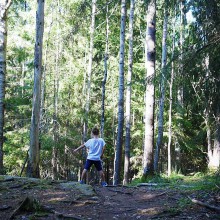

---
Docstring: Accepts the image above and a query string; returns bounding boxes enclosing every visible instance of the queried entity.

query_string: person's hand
[71,144,84,154]
[72,149,77,153]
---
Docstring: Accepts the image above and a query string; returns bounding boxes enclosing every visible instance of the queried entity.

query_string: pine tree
[0,0,12,174]
[27,0,45,178]
[154,3,168,173]
[101,0,109,139]
[143,0,156,176]
[83,0,97,143]
[113,0,126,185]
[167,6,177,177]
[124,0,135,185]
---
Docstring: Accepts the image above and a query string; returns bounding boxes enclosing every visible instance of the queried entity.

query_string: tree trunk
[52,55,59,180]
[52,0,60,180]
[205,107,220,169]
[27,0,45,178]
[20,62,25,97]
[123,0,135,185]
[177,0,186,107]
[213,106,220,169]
[175,0,186,173]
[113,0,126,185]
[101,1,109,139]
[205,106,212,168]
[82,43,88,147]
[40,18,53,132]
[0,0,11,174]
[143,0,156,176]
[167,6,177,176]
[154,5,168,173]
[83,0,96,142]
[205,56,220,170]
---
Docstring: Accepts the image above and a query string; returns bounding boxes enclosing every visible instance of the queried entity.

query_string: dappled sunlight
[42,190,72,202]
[138,207,161,215]
[141,193,160,200]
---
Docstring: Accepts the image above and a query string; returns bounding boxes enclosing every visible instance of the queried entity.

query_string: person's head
[92,127,99,136]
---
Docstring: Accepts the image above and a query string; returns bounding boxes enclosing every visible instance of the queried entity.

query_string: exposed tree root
[188,196,220,213]
[9,197,51,219]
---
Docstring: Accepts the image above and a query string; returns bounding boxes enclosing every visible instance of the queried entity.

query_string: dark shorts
[84,159,103,171]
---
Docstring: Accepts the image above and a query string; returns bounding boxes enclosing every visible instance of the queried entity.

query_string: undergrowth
[131,171,220,191]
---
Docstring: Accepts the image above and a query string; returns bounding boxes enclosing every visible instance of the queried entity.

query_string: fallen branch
[188,197,220,213]
[137,183,158,187]
[167,196,179,201]
[107,188,134,195]
[121,185,138,188]
[103,184,123,187]
[152,191,167,198]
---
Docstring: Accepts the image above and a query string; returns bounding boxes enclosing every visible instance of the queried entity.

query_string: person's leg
[80,159,92,183]
[98,170,107,186]
[98,170,105,182]
[81,169,87,181]
[94,160,107,186]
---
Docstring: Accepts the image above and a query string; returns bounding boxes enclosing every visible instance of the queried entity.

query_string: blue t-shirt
[85,138,106,160]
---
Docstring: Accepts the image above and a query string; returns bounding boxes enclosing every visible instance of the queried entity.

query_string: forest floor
[0,175,220,220]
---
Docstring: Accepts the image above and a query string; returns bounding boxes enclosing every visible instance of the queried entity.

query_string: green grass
[131,172,220,191]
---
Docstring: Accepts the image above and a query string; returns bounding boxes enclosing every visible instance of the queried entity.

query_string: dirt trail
[0,176,219,219]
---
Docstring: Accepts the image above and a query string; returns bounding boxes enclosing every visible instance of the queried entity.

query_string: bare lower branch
[5,0,12,11]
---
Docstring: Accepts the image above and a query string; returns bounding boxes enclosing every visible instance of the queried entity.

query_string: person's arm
[73,144,85,153]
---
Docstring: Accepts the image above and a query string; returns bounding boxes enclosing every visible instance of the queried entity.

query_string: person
[73,127,108,186]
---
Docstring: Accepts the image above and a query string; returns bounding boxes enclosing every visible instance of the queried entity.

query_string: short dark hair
[92,127,99,135]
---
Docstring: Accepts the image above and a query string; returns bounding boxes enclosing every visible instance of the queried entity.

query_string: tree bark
[143,0,156,176]
[123,0,135,185]
[52,0,61,180]
[175,0,186,173]
[101,1,109,139]
[213,106,220,168]
[0,0,11,174]
[168,10,176,176]
[40,18,53,133]
[27,0,45,178]
[205,56,220,170]
[83,0,96,143]
[113,0,126,185]
[205,98,212,169]
[154,5,168,173]
[177,0,186,107]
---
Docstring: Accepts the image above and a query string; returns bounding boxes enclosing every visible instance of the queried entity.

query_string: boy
[73,127,107,186]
